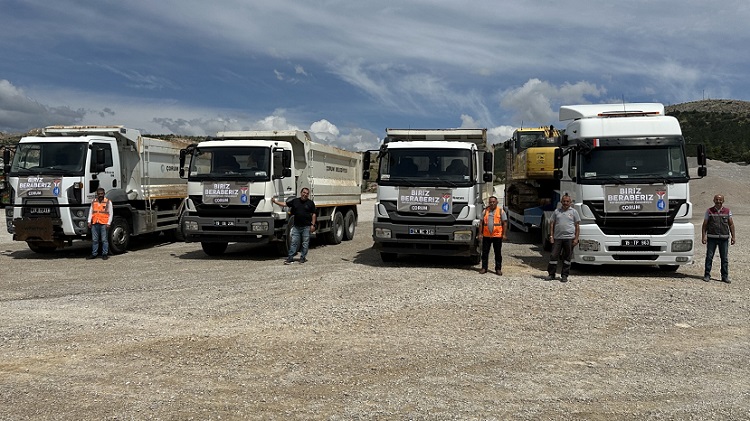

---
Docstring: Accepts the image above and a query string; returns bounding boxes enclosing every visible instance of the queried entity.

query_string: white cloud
[500,79,606,125]
[0,80,85,132]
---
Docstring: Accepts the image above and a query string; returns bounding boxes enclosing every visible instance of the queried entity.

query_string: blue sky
[1,0,748,150]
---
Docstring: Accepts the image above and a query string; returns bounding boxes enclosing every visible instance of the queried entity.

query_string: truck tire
[275,217,294,257]
[326,211,344,245]
[27,242,57,254]
[659,265,679,272]
[108,216,130,255]
[380,252,397,262]
[343,210,356,241]
[201,242,228,256]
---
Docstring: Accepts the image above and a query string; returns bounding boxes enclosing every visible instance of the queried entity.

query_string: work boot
[86,255,97,260]
[546,274,555,281]
[478,268,487,274]
[560,276,568,283]
[703,275,710,282]
[495,269,502,276]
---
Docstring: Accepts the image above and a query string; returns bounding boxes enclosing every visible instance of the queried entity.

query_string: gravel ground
[1,161,749,420]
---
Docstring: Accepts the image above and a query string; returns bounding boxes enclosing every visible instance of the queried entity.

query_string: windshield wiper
[590,175,626,184]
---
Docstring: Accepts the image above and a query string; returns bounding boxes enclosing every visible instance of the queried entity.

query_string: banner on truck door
[604,185,667,213]
[202,182,251,205]
[18,176,61,198]
[397,187,452,213]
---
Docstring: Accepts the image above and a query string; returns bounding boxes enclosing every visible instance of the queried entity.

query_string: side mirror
[282,150,292,168]
[179,149,187,179]
[92,148,106,173]
[2,149,10,173]
[282,168,292,178]
[503,140,510,150]
[483,173,494,182]
[483,151,493,172]
[553,148,563,169]
[697,144,707,166]
[362,151,371,181]
[698,167,707,177]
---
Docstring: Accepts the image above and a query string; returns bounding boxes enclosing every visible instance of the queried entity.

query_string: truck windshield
[578,144,688,184]
[379,148,473,187]
[188,147,270,181]
[10,142,87,176]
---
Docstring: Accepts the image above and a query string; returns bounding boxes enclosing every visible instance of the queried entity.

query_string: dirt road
[1,190,749,420]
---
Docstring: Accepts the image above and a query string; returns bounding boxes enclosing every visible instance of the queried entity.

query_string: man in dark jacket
[272,187,317,264]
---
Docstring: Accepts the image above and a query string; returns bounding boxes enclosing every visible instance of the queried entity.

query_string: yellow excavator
[503,126,562,240]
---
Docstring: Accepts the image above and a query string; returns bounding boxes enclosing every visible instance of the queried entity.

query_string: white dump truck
[364,128,494,263]
[5,126,189,254]
[179,130,362,256]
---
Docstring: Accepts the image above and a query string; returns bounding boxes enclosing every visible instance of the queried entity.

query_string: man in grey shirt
[547,194,580,282]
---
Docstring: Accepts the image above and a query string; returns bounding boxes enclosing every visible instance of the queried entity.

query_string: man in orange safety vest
[87,187,113,260]
[479,195,508,275]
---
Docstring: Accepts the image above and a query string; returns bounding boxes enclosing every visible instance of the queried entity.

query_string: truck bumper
[182,214,276,244]
[372,222,479,257]
[573,223,695,266]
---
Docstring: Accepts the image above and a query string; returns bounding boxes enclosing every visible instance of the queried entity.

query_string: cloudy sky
[1,1,748,150]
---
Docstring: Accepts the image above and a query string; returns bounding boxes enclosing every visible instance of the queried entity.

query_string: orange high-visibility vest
[482,207,504,238]
[91,198,110,225]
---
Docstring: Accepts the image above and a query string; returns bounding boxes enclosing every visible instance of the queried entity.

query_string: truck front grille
[584,199,685,235]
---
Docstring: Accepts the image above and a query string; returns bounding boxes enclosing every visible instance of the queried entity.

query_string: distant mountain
[666,99,750,115]
[666,99,750,163]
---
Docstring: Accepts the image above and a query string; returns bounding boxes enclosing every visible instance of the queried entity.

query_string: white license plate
[409,228,435,235]
[622,239,650,246]
[214,221,235,226]
[30,208,51,214]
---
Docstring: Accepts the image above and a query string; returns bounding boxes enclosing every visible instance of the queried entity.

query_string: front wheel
[27,242,57,254]
[201,242,228,256]
[659,265,679,272]
[108,216,131,255]
[380,252,397,262]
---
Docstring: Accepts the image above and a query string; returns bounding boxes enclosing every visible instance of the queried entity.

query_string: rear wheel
[201,242,228,256]
[326,211,344,245]
[343,210,356,241]
[108,216,130,255]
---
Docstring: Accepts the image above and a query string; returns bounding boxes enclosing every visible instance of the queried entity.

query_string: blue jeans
[91,223,109,256]
[705,237,729,280]
[288,225,311,260]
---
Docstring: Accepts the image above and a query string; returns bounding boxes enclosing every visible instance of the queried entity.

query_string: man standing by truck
[87,187,113,260]
[547,194,580,282]
[479,196,507,275]
[702,194,736,283]
[272,187,317,264]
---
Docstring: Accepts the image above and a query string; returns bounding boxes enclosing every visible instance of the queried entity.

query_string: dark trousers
[547,239,573,277]
[705,237,729,280]
[481,236,503,270]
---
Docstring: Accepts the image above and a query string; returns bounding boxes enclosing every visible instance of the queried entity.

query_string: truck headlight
[453,231,472,242]
[671,239,693,252]
[251,222,268,232]
[184,221,199,231]
[375,227,392,239]
[578,239,600,252]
